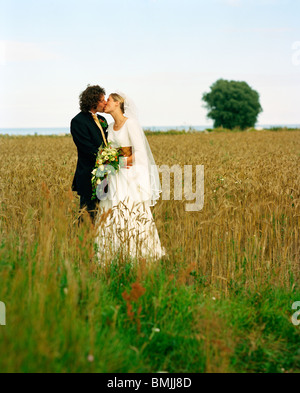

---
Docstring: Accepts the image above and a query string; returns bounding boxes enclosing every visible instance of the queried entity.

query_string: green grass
[0,229,299,373]
[0,132,299,373]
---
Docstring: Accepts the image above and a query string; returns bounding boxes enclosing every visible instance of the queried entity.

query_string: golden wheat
[0,131,299,293]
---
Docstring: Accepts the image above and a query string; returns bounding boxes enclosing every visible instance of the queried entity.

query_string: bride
[95,91,166,262]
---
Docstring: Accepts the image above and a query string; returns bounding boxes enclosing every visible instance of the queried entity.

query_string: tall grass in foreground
[0,131,299,373]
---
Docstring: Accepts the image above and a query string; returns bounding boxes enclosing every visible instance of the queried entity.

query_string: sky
[0,0,299,128]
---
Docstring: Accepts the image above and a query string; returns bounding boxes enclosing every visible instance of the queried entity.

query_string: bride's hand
[122,154,134,169]
[119,155,133,169]
[126,154,134,168]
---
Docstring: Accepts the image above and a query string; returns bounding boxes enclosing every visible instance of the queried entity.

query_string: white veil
[115,90,162,207]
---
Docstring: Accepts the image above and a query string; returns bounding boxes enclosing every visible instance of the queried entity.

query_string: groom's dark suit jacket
[71,111,108,198]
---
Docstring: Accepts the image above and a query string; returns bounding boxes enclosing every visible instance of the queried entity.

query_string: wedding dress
[95,116,166,263]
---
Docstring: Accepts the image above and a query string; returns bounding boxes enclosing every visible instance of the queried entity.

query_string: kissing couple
[71,85,166,262]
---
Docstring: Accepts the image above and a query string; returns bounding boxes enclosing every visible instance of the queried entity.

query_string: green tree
[202,79,263,130]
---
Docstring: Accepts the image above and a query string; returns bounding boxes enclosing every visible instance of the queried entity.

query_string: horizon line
[1,123,300,130]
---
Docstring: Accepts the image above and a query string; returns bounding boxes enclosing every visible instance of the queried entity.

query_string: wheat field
[0,130,299,373]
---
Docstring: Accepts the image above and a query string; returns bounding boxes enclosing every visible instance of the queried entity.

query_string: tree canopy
[202,79,263,130]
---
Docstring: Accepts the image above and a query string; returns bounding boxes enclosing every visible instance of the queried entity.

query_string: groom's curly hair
[79,85,106,112]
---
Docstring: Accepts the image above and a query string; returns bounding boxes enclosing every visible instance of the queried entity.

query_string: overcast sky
[0,0,299,128]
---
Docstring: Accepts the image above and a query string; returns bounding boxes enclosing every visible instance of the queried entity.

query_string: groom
[71,85,109,223]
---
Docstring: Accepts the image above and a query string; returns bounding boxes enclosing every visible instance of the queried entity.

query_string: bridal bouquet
[91,142,124,200]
